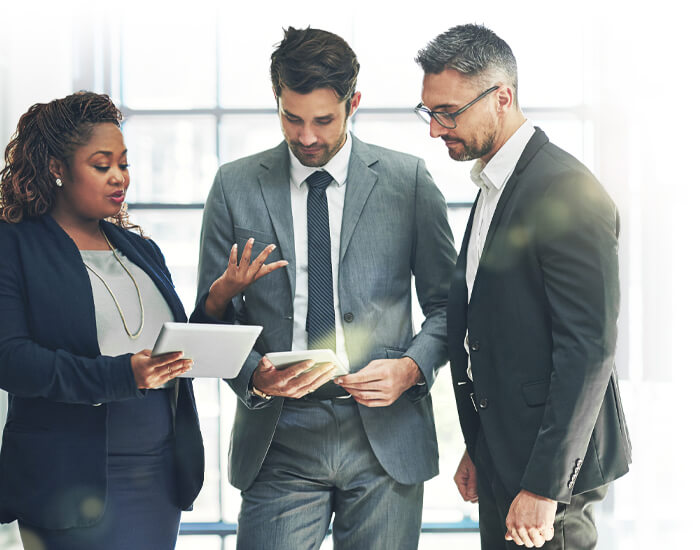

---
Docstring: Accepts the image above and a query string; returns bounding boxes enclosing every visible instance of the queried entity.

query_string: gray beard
[448,132,496,162]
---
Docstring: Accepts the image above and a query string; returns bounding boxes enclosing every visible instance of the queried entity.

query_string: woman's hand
[130,350,192,389]
[205,238,288,319]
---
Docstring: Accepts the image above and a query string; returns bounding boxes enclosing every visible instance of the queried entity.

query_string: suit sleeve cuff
[402,353,431,401]
[189,291,235,325]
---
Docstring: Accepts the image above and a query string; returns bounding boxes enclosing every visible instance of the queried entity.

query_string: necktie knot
[306,170,333,191]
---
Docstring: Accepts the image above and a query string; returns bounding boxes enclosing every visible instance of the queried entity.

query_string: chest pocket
[233,226,281,262]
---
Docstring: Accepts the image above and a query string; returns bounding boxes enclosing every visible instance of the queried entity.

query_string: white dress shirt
[465,119,535,379]
[289,133,352,369]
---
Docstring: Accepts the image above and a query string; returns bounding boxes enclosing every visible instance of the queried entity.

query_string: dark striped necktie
[306,170,336,351]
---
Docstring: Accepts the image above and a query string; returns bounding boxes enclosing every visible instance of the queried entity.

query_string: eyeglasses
[414,85,500,129]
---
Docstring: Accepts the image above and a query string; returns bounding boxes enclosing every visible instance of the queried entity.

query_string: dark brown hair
[270,27,360,114]
[0,91,138,230]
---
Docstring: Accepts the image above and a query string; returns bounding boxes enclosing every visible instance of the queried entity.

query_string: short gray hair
[416,24,519,105]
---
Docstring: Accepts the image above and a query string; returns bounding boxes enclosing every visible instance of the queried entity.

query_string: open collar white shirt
[465,119,535,379]
[288,133,352,369]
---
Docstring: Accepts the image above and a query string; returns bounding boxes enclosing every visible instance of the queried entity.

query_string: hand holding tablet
[265,349,349,378]
[152,322,262,378]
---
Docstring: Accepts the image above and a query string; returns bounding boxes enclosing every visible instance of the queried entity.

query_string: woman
[0,92,285,549]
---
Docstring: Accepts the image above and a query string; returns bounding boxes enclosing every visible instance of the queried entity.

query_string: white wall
[0,3,74,145]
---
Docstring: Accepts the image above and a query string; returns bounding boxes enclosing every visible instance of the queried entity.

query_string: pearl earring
[56,178,63,187]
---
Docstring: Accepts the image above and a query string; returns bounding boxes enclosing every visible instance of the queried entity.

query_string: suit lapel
[339,136,378,262]
[448,191,479,328]
[471,128,550,297]
[258,142,296,293]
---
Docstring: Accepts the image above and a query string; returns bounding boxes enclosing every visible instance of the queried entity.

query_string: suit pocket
[521,379,549,407]
[233,226,276,245]
[3,421,50,434]
[233,226,281,264]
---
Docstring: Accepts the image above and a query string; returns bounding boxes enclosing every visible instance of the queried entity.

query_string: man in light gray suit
[193,27,456,550]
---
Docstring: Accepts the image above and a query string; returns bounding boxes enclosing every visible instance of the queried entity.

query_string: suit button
[343,312,354,323]
[470,340,480,352]
[479,398,488,409]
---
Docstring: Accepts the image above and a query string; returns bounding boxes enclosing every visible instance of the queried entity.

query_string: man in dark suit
[415,24,632,549]
[194,27,455,550]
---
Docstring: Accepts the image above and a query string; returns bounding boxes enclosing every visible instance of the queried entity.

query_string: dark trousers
[473,430,608,550]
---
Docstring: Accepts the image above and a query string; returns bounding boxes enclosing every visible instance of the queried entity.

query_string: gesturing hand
[505,489,556,547]
[454,448,479,503]
[131,349,192,389]
[205,238,288,319]
[334,357,423,407]
[252,356,336,399]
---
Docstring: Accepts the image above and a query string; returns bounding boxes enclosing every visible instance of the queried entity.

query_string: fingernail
[270,244,276,250]
[249,238,254,244]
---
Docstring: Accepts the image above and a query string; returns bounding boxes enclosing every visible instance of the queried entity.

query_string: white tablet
[152,322,262,378]
[265,349,350,379]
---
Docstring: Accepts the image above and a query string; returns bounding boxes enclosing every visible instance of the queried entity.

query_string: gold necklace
[83,229,145,340]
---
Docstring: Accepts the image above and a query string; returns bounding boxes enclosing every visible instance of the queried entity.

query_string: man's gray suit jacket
[192,134,456,490]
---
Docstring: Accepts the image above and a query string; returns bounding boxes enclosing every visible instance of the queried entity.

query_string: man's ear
[348,91,362,118]
[496,85,515,112]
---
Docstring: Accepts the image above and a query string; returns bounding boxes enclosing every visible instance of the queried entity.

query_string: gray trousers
[236,398,423,550]
[474,430,608,550]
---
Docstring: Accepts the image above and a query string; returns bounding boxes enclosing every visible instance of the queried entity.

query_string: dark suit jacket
[0,215,204,529]
[447,128,632,503]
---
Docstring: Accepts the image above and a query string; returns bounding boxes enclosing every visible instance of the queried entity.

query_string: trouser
[236,397,424,550]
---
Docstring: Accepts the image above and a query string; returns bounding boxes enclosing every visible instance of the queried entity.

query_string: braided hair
[0,91,138,231]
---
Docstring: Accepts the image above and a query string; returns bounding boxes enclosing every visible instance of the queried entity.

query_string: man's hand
[454,448,479,503]
[334,357,423,407]
[252,356,335,399]
[205,238,288,319]
[505,489,556,547]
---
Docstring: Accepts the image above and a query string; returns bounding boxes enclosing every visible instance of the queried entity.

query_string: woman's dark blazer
[0,215,204,530]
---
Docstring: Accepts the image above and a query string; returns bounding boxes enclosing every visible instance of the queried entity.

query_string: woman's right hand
[130,349,192,389]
